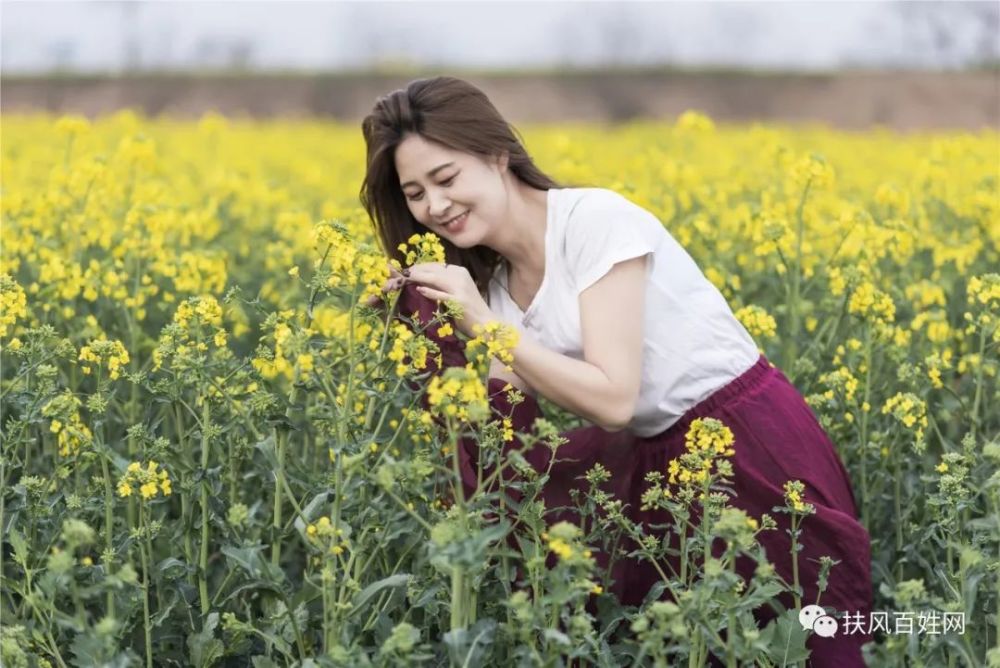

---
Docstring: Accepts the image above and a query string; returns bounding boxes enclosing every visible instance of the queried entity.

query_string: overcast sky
[2,1,997,74]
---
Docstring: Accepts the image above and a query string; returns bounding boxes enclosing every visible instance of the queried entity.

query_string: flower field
[1,111,998,666]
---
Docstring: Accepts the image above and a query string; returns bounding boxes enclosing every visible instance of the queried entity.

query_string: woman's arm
[488,356,537,398]
[506,254,648,431]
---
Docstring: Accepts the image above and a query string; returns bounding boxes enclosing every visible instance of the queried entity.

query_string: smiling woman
[359,76,873,666]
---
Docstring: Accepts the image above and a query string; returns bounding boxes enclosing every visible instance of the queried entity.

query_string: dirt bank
[2,69,997,131]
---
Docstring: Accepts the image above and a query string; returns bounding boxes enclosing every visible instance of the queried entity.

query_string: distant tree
[895,0,1000,69]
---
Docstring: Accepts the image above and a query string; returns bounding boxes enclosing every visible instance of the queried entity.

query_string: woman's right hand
[364,263,408,308]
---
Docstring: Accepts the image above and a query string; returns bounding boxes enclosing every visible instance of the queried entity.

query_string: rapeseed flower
[782,480,814,514]
[467,321,520,371]
[117,461,172,501]
[78,338,130,380]
[0,274,28,337]
[882,392,929,444]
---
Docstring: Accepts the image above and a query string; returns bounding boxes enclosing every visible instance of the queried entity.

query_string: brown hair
[360,76,568,303]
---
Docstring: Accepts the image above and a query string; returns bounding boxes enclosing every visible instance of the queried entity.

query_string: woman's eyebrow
[400,162,455,188]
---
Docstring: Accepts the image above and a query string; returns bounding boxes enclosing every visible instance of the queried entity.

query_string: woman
[360,76,872,666]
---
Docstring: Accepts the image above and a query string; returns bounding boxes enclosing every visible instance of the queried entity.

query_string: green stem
[859,324,873,525]
[970,327,987,442]
[451,564,467,632]
[791,512,802,610]
[271,427,286,569]
[175,404,196,590]
[199,398,212,615]
[99,452,116,617]
[139,503,153,668]
[894,449,903,582]
[726,547,737,668]
[783,178,812,372]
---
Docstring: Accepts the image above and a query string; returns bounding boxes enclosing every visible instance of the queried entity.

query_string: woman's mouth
[442,211,469,233]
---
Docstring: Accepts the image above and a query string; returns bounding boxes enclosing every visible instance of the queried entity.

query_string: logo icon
[799,604,839,638]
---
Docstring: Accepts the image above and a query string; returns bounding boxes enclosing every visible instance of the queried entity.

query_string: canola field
[1,111,998,667]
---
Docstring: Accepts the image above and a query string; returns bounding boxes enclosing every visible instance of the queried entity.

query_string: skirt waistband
[639,354,775,443]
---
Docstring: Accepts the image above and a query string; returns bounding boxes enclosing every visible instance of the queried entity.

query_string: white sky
[1,0,997,74]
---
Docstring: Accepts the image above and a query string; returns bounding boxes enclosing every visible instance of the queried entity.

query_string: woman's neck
[486,179,549,284]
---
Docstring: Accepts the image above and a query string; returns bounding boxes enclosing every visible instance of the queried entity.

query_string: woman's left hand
[403,262,494,338]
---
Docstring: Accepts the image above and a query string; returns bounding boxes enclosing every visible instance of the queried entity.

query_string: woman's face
[394,133,507,248]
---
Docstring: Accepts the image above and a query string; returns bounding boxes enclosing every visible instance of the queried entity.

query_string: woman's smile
[441,210,469,233]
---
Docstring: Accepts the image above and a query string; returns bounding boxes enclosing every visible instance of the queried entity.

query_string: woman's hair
[360,76,565,301]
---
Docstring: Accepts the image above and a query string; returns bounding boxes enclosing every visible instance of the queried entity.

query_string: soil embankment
[2,69,997,130]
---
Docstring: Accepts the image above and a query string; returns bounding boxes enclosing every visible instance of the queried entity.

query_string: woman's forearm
[488,357,537,398]
[505,332,632,431]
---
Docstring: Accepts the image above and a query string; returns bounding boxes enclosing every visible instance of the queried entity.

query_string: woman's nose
[427,190,452,218]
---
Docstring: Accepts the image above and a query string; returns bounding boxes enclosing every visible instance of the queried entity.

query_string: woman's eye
[406,175,456,201]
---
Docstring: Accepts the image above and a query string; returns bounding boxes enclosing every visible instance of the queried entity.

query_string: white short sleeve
[564,192,660,294]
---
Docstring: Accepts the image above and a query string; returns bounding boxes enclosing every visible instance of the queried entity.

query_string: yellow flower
[735,304,778,340]
[467,321,520,369]
[118,460,172,502]
[548,538,574,559]
[426,366,489,423]
[848,282,896,325]
[684,417,735,457]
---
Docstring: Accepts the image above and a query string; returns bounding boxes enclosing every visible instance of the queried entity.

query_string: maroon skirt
[395,284,873,666]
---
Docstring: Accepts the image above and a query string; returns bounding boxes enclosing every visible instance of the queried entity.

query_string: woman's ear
[493,150,510,173]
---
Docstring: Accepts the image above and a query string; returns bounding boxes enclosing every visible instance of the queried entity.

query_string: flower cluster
[675,110,716,133]
[117,461,172,501]
[964,273,1000,338]
[967,273,1000,310]
[304,515,350,556]
[387,321,431,378]
[0,274,28,338]
[250,310,299,381]
[78,337,130,380]
[713,506,766,552]
[42,392,93,457]
[313,220,393,304]
[821,366,860,403]
[153,295,228,372]
[541,521,595,567]
[685,417,736,459]
[395,232,446,267]
[54,114,92,136]
[782,480,815,514]
[911,308,952,344]
[882,392,929,445]
[466,321,520,371]
[848,282,896,326]
[788,153,836,190]
[924,351,953,390]
[426,366,489,423]
[734,304,778,341]
[650,418,738,504]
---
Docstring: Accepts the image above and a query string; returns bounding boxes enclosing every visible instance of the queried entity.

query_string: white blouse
[487,187,760,437]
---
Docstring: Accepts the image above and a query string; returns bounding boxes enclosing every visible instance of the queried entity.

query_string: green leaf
[758,608,811,665]
[351,573,411,614]
[443,618,498,668]
[187,612,224,668]
[8,527,28,567]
